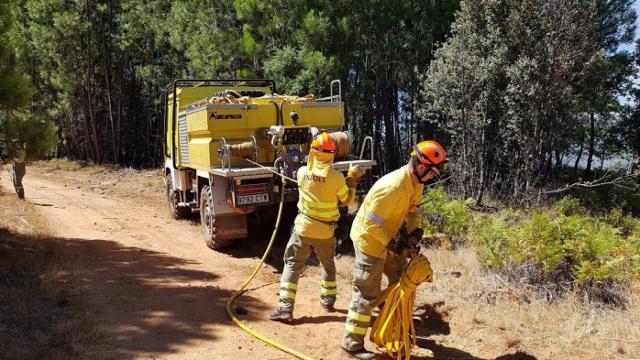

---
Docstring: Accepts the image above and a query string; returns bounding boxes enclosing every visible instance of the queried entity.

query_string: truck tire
[166,174,190,219]
[200,185,241,250]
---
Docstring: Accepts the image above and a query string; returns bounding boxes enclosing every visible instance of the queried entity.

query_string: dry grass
[31,159,165,210]
[416,247,640,359]
[0,184,103,359]
[19,159,640,359]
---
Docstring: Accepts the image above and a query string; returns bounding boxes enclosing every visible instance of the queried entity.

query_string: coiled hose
[369,255,433,360]
[227,142,256,159]
[225,178,314,360]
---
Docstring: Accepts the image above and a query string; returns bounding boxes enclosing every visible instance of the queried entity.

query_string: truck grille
[178,113,189,165]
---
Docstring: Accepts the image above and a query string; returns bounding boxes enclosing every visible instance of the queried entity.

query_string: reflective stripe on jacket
[350,165,423,259]
[294,166,350,239]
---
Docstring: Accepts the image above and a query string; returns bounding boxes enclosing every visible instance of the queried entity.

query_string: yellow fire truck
[163,79,376,250]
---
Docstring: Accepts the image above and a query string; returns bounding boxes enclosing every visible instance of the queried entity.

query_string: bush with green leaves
[471,206,640,287]
[601,208,638,237]
[565,186,640,217]
[420,188,473,240]
[553,196,586,216]
[0,112,57,162]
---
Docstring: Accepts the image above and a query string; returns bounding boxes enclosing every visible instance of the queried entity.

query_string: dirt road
[3,174,387,360]
[4,165,551,360]
[6,164,636,360]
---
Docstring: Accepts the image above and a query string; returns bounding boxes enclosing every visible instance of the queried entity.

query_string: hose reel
[218,136,258,170]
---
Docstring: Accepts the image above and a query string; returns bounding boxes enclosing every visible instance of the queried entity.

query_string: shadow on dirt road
[1,227,269,359]
[220,206,356,273]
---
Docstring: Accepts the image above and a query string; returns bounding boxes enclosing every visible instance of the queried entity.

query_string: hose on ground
[225,178,314,360]
[369,254,433,360]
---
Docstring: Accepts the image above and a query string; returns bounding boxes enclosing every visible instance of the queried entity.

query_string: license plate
[236,193,269,206]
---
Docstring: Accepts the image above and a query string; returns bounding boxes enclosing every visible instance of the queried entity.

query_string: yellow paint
[166,85,344,172]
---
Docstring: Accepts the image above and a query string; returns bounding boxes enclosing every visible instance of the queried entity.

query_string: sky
[635,0,640,41]
[620,0,640,52]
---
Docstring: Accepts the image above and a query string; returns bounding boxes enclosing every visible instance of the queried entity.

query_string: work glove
[386,239,403,256]
[407,228,424,245]
[346,175,360,188]
[346,164,364,188]
[404,228,424,258]
[387,237,420,259]
[348,164,364,178]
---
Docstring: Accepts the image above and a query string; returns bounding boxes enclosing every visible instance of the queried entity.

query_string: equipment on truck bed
[162,79,377,250]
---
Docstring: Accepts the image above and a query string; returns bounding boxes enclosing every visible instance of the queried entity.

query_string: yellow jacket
[294,166,353,239]
[350,165,423,259]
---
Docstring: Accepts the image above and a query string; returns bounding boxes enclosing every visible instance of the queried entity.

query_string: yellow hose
[369,255,433,360]
[225,173,431,360]
[225,178,315,360]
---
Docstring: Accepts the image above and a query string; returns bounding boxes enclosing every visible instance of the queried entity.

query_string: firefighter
[270,131,362,321]
[2,141,27,199]
[11,142,27,199]
[341,141,448,359]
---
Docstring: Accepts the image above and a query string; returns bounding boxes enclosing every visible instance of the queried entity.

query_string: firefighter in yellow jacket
[341,141,448,359]
[270,132,362,321]
[12,144,27,200]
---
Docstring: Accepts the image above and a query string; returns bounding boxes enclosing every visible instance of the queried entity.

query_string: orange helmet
[311,131,335,154]
[411,140,446,165]
[411,140,448,175]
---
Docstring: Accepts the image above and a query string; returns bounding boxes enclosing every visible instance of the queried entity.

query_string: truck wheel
[200,186,242,250]
[166,174,190,219]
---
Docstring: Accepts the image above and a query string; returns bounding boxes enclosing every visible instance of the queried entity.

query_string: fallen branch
[467,204,499,213]
[542,172,638,195]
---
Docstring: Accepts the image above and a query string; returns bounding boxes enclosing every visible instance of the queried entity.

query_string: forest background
[2,3,640,354]
[0,0,639,206]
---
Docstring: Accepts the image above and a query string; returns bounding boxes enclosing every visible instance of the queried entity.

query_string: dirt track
[3,166,558,360]
[3,173,387,360]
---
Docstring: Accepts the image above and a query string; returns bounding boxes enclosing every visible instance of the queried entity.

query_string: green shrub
[421,191,640,291]
[553,196,586,216]
[570,185,640,217]
[421,188,473,240]
[516,212,566,272]
[601,208,637,237]
[471,208,640,287]
[472,215,513,267]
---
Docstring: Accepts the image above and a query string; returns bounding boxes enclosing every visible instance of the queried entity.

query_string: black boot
[342,347,377,360]
[269,308,292,322]
[321,303,336,312]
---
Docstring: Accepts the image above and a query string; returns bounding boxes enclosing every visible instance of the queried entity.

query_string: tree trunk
[574,139,584,176]
[74,61,93,161]
[86,80,101,163]
[584,112,595,181]
[105,71,117,163]
[476,112,487,206]
[390,84,400,170]
[372,75,382,174]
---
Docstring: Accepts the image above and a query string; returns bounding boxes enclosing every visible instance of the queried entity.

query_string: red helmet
[311,132,335,154]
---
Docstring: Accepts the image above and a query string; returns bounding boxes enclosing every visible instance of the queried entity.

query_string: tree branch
[542,172,639,195]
